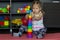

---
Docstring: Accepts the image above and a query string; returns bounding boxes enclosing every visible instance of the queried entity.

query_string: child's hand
[25,14,29,20]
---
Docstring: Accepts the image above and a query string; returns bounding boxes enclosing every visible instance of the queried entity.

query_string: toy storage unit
[0,0,10,34]
[11,0,32,36]
[0,0,33,34]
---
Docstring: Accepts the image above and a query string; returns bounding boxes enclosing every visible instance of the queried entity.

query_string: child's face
[32,4,40,14]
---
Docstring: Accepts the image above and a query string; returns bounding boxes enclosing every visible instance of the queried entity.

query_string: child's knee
[19,25,27,32]
[39,28,47,32]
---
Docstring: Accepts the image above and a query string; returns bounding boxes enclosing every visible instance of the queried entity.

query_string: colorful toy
[0,4,10,13]
[4,16,9,20]
[11,18,22,26]
[0,8,2,13]
[0,16,9,28]
[27,14,32,38]
[23,4,27,8]
[4,20,9,28]
[0,8,8,13]
[0,21,4,26]
[17,10,20,13]
[22,17,28,26]
[7,5,10,11]
[17,4,31,13]
[21,9,26,13]
[4,20,9,26]
[2,8,8,13]
[0,16,4,21]
[7,5,10,13]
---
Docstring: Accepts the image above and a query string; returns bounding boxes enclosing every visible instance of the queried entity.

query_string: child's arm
[25,14,29,20]
[39,12,43,19]
[34,12,43,21]
[25,12,34,19]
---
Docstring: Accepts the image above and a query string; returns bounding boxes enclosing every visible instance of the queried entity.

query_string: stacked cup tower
[27,14,32,38]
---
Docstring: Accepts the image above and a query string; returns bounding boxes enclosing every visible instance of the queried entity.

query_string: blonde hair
[32,0,45,15]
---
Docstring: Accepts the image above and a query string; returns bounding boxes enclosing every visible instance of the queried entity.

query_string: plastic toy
[17,8,20,13]
[7,5,10,13]
[27,14,32,38]
[11,18,22,26]
[22,17,28,26]
[0,16,9,28]
[0,8,2,13]
[7,5,10,11]
[21,9,26,13]
[0,5,10,13]
[0,21,4,26]
[4,20,9,26]
[0,8,8,13]
[27,6,30,9]
[2,8,8,13]
[17,4,31,13]
[4,16,9,20]
[26,10,30,13]
[20,8,23,10]
[0,16,4,20]
[17,10,20,13]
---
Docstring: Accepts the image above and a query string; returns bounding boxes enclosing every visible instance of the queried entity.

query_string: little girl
[31,0,47,38]
[19,0,47,39]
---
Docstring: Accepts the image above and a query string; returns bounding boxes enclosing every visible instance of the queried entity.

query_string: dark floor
[47,28,60,33]
[0,28,60,34]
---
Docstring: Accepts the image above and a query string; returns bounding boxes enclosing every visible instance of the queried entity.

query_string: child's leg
[33,31,39,36]
[37,28,47,38]
[18,25,27,36]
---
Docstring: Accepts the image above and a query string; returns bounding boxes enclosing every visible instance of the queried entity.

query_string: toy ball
[20,8,23,11]
[22,17,28,26]
[24,8,28,10]
[17,10,20,13]
[18,8,20,10]
[30,10,32,13]
[25,6,28,8]
[23,4,27,7]
[24,4,27,6]
[27,6,30,9]
[26,10,30,13]
[25,8,29,10]
[22,9,26,13]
